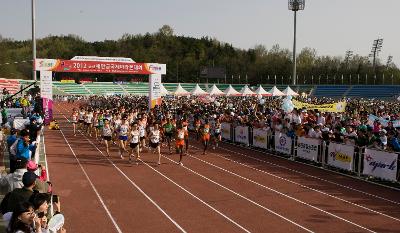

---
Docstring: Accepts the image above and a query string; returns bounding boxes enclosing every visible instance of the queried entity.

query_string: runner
[213,119,222,149]
[102,119,113,156]
[117,116,130,159]
[149,123,162,165]
[201,119,211,155]
[182,117,190,154]
[71,108,79,136]
[96,111,105,141]
[129,122,140,164]
[138,117,147,152]
[175,124,185,165]
[163,118,174,154]
[195,117,201,141]
[85,109,94,137]
[78,107,85,130]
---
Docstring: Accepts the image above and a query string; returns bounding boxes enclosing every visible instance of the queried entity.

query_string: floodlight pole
[32,0,37,81]
[289,0,305,86]
[292,10,297,86]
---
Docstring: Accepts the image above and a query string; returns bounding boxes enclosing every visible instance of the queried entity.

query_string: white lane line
[57,107,310,232]
[218,144,400,205]
[160,155,314,233]
[135,158,251,233]
[58,129,123,233]
[188,147,380,232]
[67,120,250,233]
[57,110,187,233]
[192,145,400,223]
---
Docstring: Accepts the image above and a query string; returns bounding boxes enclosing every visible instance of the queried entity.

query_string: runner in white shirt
[102,119,113,156]
[117,117,129,159]
[149,123,161,165]
[85,110,94,137]
[138,120,147,152]
[129,122,140,163]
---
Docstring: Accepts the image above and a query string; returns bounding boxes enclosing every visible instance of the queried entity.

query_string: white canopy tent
[159,83,170,96]
[208,84,225,96]
[282,86,299,96]
[255,85,272,96]
[240,85,256,96]
[172,83,190,96]
[190,84,209,96]
[268,86,286,96]
[224,85,241,96]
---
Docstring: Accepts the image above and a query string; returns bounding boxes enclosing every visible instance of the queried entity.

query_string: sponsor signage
[274,132,292,155]
[297,137,320,162]
[363,149,398,181]
[235,126,249,145]
[221,123,231,140]
[292,99,346,113]
[252,128,269,149]
[327,143,354,171]
[40,71,53,124]
[149,74,162,109]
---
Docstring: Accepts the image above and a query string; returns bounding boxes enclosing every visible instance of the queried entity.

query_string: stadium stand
[345,85,400,99]
[312,85,350,98]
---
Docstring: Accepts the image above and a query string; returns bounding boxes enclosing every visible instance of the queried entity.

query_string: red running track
[44,101,400,233]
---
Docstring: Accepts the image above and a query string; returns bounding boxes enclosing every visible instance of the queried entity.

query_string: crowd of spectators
[0,93,66,233]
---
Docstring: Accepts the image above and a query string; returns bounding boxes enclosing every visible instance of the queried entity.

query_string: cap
[27,161,38,171]
[22,171,39,187]
[380,129,387,134]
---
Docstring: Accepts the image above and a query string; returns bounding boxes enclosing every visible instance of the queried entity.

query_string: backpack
[9,139,20,156]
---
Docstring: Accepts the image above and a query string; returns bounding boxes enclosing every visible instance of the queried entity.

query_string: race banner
[235,126,249,145]
[40,70,53,124]
[363,149,398,181]
[252,128,269,149]
[297,137,320,162]
[274,132,292,155]
[149,74,162,109]
[292,99,346,113]
[35,59,166,75]
[327,143,354,171]
[221,123,231,140]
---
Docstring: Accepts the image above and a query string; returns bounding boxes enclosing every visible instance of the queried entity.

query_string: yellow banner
[292,100,347,112]
[60,79,75,83]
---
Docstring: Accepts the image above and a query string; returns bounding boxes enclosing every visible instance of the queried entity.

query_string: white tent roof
[160,83,170,96]
[208,84,225,95]
[224,85,241,96]
[172,83,190,96]
[282,86,299,96]
[190,84,209,96]
[268,86,285,96]
[255,85,272,96]
[240,85,256,96]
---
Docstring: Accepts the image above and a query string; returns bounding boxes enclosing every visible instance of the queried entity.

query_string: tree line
[0,25,399,85]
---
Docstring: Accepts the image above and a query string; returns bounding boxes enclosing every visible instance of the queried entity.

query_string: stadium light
[288,0,305,86]
[369,38,383,74]
[32,0,36,81]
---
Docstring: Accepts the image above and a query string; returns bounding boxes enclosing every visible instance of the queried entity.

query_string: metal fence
[221,123,400,185]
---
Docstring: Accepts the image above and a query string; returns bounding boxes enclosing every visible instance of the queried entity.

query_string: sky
[0,0,399,66]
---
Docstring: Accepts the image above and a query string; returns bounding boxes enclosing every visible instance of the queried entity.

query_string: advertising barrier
[297,137,320,162]
[327,143,354,171]
[274,132,292,155]
[252,128,269,149]
[221,123,231,140]
[363,149,398,181]
[235,126,249,145]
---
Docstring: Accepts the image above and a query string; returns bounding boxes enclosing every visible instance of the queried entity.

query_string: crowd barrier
[220,123,400,183]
